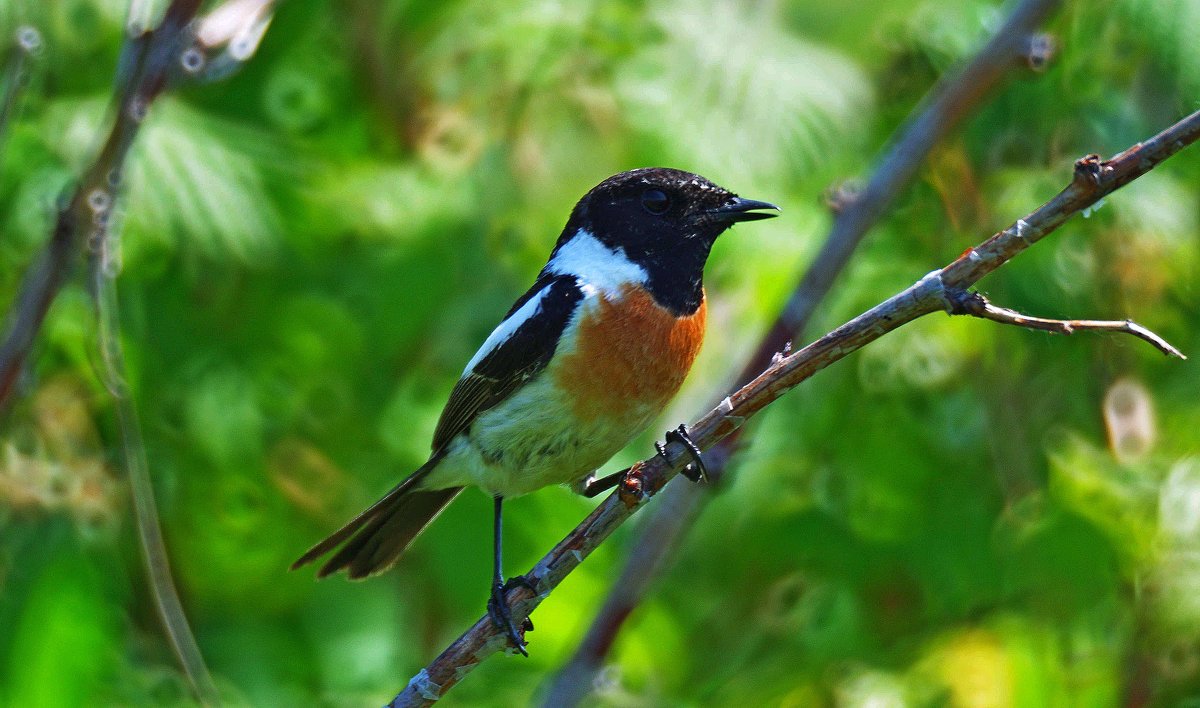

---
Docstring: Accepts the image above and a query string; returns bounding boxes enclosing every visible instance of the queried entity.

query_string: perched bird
[293,168,778,653]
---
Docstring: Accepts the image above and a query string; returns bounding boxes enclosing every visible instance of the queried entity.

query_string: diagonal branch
[387,107,1199,707]
[546,0,1065,701]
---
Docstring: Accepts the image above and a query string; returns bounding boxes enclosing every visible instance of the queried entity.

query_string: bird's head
[562,167,778,259]
[548,168,779,314]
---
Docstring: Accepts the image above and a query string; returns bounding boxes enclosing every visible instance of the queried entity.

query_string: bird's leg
[658,423,708,483]
[486,496,532,656]
[582,423,710,497]
[576,469,626,498]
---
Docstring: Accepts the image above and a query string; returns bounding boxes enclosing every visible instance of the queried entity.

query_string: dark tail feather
[324,486,462,579]
[291,454,462,579]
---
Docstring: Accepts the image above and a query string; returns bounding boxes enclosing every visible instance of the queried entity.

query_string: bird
[292,167,778,654]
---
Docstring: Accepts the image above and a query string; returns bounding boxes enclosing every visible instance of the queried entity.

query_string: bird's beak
[711,197,781,223]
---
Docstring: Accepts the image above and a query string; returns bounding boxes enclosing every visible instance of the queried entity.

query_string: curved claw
[663,424,708,483]
[487,579,532,656]
[503,574,538,596]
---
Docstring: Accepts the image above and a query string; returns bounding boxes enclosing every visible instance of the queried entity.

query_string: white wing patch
[547,229,648,294]
[463,229,645,377]
[463,285,550,375]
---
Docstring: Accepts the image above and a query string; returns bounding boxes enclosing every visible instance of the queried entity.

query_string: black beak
[711,197,780,223]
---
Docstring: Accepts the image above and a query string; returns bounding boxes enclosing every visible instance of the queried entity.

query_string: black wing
[431,273,583,451]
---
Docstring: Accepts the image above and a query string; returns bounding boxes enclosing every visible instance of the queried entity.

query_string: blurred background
[0,0,1198,705]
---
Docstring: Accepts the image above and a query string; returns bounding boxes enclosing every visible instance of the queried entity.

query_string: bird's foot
[656,423,708,483]
[487,575,535,656]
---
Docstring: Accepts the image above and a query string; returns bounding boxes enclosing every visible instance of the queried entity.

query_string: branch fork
[945,289,1185,359]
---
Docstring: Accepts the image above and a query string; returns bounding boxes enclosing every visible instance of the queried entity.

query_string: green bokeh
[1,0,1198,705]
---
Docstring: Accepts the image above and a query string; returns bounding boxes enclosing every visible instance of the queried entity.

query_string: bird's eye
[641,189,671,215]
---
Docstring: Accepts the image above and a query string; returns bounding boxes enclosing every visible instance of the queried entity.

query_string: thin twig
[545,0,1065,701]
[96,2,216,701]
[388,106,1199,708]
[92,263,224,705]
[102,4,277,703]
[946,290,1186,359]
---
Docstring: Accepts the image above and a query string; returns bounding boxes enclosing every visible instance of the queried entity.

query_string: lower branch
[388,109,1200,707]
[538,479,709,708]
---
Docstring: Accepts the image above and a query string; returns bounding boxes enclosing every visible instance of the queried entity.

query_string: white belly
[420,373,657,497]
[416,277,702,498]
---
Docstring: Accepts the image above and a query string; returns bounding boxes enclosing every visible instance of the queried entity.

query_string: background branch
[771,0,1063,342]
[0,1,278,702]
[388,107,1198,708]
[546,0,1065,701]
[0,25,40,165]
[0,0,199,407]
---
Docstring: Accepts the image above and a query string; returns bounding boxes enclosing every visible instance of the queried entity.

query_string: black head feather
[552,168,777,314]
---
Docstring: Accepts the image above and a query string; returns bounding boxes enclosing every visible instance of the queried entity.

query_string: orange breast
[555,284,706,422]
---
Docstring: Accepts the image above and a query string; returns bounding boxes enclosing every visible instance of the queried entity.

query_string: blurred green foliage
[1,0,1198,705]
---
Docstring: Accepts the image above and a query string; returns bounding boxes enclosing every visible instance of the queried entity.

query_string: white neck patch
[546,229,648,294]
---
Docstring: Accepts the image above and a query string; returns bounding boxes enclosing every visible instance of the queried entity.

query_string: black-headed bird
[293,168,778,653]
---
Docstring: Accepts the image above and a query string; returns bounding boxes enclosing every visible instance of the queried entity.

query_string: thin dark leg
[486,496,531,656]
[492,496,503,589]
